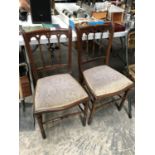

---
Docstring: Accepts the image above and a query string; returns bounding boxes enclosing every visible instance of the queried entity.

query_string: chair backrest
[75,23,114,75]
[22,28,72,84]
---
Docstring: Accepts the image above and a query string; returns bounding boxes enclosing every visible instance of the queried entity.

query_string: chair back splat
[75,23,114,81]
[22,28,72,85]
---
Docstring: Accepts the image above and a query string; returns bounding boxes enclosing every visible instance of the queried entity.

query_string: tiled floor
[19,37,135,155]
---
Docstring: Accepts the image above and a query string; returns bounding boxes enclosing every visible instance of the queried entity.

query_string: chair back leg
[118,90,130,111]
[88,101,96,125]
[36,114,46,139]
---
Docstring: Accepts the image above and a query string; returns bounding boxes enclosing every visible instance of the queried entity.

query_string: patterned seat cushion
[35,74,88,113]
[83,65,133,97]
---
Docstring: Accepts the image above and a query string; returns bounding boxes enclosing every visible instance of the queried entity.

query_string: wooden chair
[75,23,133,124]
[22,28,88,139]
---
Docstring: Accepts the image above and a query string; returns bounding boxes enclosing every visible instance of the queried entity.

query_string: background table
[19,3,130,93]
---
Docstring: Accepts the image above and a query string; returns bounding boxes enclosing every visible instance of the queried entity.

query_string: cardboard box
[91,11,107,20]
[111,12,124,24]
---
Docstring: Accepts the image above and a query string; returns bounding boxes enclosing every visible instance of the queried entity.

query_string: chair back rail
[22,28,72,83]
[75,23,114,76]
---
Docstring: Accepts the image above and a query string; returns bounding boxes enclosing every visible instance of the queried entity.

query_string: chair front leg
[21,99,25,112]
[88,101,96,125]
[36,114,46,139]
[83,102,88,126]
[33,113,36,128]
[128,95,132,118]
[118,90,129,111]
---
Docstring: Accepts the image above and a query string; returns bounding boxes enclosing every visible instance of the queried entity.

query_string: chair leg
[88,102,96,125]
[21,99,25,112]
[83,102,88,126]
[33,113,36,128]
[128,95,132,119]
[118,90,129,111]
[36,114,46,139]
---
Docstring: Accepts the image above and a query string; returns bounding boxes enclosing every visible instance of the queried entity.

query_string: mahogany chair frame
[22,28,88,139]
[76,23,133,124]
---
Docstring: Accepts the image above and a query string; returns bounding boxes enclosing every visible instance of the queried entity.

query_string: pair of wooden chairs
[22,24,133,139]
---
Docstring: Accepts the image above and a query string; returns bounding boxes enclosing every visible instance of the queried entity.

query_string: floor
[19,37,135,155]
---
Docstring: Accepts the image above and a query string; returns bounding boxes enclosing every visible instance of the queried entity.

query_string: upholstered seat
[35,74,88,113]
[83,65,133,97]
